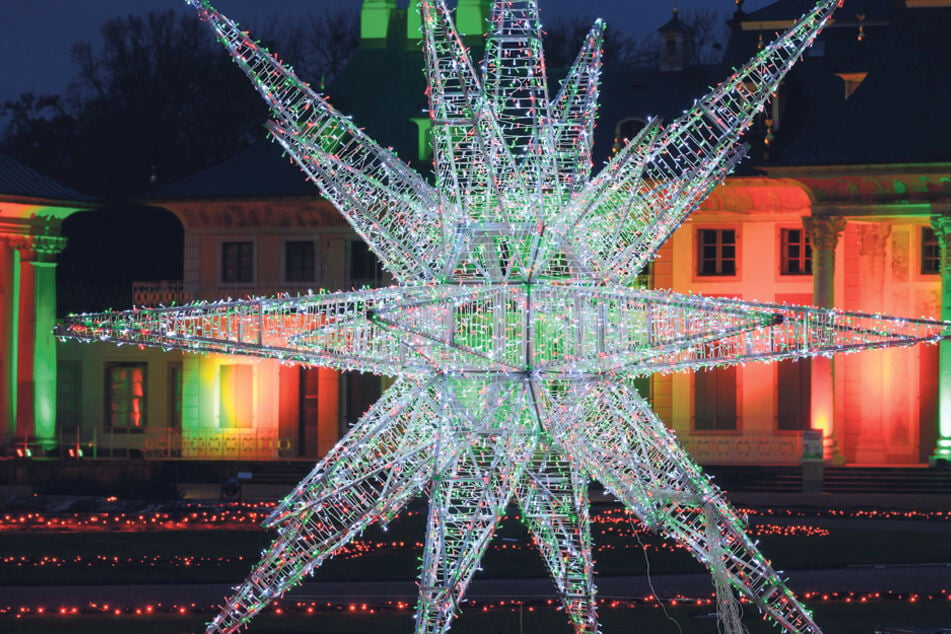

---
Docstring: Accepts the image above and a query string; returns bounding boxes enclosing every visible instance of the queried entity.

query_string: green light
[32,262,58,448]
[360,0,396,41]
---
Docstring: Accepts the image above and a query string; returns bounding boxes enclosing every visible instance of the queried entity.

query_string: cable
[632,517,683,634]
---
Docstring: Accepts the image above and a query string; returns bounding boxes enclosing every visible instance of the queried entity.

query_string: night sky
[1,0,774,108]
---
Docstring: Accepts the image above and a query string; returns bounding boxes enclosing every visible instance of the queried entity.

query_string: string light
[53,0,945,633]
[3,591,950,623]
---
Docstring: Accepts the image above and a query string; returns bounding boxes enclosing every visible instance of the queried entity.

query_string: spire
[658,7,694,71]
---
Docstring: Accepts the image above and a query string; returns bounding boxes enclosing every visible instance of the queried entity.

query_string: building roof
[773,3,951,166]
[144,141,317,201]
[148,0,951,202]
[323,36,431,174]
[594,65,725,167]
[657,9,693,34]
[0,153,98,204]
[146,9,434,201]
[718,0,951,168]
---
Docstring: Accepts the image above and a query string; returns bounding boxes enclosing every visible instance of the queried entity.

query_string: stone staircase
[705,465,951,495]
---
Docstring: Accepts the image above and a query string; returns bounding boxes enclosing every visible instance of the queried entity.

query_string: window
[777,359,811,431]
[105,363,146,429]
[781,228,812,275]
[350,241,384,287]
[221,241,253,283]
[285,241,316,283]
[57,361,82,425]
[922,228,941,275]
[168,363,183,429]
[613,117,647,154]
[694,366,737,431]
[697,229,736,276]
[219,364,253,429]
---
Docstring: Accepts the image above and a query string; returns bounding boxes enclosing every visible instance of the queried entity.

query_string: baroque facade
[57,144,385,459]
[641,0,951,465]
[40,0,951,465]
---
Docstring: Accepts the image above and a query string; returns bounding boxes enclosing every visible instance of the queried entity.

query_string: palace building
[14,0,951,466]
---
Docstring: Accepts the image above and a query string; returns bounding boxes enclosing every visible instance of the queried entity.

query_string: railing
[132,279,392,307]
[681,432,803,466]
[132,281,193,306]
[9,427,295,461]
[180,429,284,461]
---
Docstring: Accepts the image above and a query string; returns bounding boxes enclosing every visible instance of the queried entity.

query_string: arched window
[613,117,647,154]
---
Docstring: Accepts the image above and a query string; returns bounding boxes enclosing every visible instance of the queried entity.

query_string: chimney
[404,0,489,45]
[407,0,422,42]
[456,0,490,37]
[361,0,397,41]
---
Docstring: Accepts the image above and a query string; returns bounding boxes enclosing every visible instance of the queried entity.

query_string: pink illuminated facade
[653,175,945,465]
[638,0,951,466]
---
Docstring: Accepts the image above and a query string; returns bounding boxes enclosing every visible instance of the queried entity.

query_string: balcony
[132,281,193,306]
[132,281,351,306]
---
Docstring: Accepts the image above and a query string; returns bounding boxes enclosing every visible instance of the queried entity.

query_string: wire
[632,518,683,634]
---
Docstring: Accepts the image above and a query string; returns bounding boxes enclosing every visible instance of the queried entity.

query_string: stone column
[854,224,891,464]
[15,246,35,443]
[0,239,16,446]
[14,235,67,451]
[803,216,847,463]
[931,214,951,464]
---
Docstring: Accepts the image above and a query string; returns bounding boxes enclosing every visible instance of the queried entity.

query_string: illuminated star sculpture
[57,0,951,632]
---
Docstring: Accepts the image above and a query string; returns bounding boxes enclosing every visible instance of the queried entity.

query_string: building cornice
[761,163,951,206]
[0,197,93,221]
[152,197,349,230]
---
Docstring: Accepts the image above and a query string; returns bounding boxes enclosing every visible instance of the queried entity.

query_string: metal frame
[57,1,944,633]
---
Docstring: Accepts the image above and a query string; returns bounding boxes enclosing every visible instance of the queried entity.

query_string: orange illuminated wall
[653,178,941,466]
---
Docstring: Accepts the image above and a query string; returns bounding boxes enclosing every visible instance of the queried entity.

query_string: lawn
[2,502,951,633]
[2,598,949,633]
[3,506,951,586]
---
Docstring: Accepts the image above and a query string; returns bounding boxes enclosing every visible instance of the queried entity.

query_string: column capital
[31,235,68,262]
[803,216,847,251]
[931,214,951,242]
[0,233,67,263]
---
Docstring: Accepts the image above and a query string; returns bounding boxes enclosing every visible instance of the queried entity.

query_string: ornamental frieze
[172,200,348,229]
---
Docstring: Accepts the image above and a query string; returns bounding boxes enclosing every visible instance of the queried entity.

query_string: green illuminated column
[32,240,62,450]
[410,117,433,161]
[804,216,847,464]
[931,214,951,464]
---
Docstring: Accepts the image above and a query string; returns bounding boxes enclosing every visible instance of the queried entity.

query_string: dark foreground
[0,487,949,633]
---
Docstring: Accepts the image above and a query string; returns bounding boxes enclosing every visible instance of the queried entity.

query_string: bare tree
[262,8,360,90]
[542,7,727,71]
[543,15,646,68]
[681,7,730,65]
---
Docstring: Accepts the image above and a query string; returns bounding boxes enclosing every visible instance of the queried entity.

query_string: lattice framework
[56,1,948,633]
